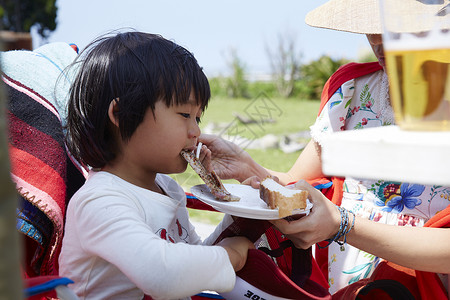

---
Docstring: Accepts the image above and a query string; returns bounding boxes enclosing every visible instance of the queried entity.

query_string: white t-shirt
[59,171,235,299]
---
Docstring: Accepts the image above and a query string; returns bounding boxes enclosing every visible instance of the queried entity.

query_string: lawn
[171,95,320,225]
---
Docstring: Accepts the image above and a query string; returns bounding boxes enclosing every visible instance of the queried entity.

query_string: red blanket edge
[416,205,450,300]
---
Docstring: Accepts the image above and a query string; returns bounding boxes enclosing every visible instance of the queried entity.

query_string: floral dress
[310,69,450,293]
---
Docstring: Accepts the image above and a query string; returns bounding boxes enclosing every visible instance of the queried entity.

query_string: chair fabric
[1,43,86,278]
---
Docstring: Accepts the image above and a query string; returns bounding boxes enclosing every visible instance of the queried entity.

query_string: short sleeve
[310,78,356,146]
[310,69,393,146]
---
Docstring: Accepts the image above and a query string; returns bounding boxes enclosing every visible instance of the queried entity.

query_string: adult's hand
[270,180,341,249]
[199,134,269,182]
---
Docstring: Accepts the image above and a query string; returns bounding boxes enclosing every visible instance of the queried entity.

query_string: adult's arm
[200,134,324,185]
[269,140,324,185]
[348,217,450,273]
[271,180,450,274]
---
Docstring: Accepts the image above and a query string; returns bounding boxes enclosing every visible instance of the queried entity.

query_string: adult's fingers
[199,146,212,172]
[241,176,261,189]
[270,218,317,249]
[242,174,280,189]
[290,179,322,198]
[270,215,310,235]
[199,133,219,145]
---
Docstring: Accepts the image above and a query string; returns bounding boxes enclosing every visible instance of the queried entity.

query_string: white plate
[190,183,312,220]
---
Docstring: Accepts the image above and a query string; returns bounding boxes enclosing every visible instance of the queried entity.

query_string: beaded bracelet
[318,206,355,250]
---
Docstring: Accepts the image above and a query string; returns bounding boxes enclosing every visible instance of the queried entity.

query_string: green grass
[201,96,320,136]
[173,96,320,225]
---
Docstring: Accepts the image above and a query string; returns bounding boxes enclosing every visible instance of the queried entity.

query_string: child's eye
[179,113,201,124]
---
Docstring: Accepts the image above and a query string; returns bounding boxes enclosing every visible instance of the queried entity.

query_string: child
[59,31,254,299]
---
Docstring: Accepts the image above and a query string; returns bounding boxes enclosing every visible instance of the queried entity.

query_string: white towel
[0,42,79,127]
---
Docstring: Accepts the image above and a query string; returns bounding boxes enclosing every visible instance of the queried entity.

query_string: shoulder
[319,62,383,115]
[331,62,383,83]
[83,170,119,189]
[323,62,382,97]
[70,171,155,208]
[69,171,130,206]
[67,172,165,227]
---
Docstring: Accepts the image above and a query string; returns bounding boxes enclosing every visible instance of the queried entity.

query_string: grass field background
[171,96,320,225]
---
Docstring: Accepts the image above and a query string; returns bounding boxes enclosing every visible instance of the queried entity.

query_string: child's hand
[217,236,255,272]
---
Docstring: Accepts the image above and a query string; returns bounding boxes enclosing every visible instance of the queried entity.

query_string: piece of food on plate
[180,149,240,202]
[259,177,309,218]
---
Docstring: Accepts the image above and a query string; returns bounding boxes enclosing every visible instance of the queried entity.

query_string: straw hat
[305,0,450,34]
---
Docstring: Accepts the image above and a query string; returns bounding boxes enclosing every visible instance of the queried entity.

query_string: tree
[0,0,57,39]
[300,55,350,100]
[225,48,249,98]
[265,30,302,98]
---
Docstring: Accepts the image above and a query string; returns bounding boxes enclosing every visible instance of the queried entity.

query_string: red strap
[313,63,381,281]
[237,249,331,299]
[185,192,218,212]
[328,177,345,206]
[415,205,450,300]
[319,62,383,116]
[424,205,450,228]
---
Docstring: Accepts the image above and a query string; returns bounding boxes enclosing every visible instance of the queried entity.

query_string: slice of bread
[259,177,308,218]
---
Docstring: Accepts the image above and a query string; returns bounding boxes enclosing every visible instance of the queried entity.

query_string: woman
[200,0,450,297]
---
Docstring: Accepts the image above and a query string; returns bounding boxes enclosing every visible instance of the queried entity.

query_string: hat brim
[305,0,382,34]
[305,0,449,34]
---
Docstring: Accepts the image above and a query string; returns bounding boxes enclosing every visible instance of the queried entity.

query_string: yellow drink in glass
[385,48,450,130]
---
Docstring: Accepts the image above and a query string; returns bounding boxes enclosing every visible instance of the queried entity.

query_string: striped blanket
[1,43,87,276]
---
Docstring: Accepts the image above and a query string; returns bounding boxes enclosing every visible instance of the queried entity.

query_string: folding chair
[1,42,86,299]
[24,276,78,300]
[186,184,333,300]
[2,41,333,299]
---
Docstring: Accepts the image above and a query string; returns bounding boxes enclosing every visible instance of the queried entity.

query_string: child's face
[115,93,203,183]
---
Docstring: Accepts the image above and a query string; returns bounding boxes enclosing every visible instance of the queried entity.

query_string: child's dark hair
[66,31,210,168]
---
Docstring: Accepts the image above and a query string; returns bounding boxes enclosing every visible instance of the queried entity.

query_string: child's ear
[108,98,120,127]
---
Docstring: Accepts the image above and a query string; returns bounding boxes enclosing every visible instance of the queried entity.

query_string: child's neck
[101,165,162,194]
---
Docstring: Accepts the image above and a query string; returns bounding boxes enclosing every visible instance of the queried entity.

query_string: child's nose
[188,121,201,138]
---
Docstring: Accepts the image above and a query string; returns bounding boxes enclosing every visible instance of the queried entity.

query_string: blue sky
[32,0,370,77]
